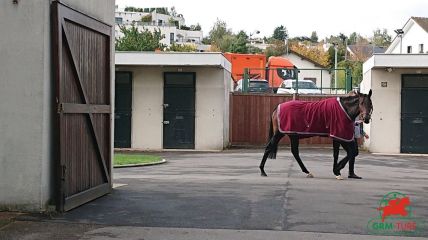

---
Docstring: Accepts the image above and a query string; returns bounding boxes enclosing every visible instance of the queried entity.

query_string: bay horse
[259,90,373,179]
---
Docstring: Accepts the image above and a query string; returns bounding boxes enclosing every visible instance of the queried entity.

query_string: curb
[113,159,167,168]
[0,212,23,230]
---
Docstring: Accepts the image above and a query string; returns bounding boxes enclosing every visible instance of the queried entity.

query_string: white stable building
[361,17,428,154]
[115,52,231,151]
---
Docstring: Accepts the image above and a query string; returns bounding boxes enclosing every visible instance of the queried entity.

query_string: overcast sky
[116,0,428,40]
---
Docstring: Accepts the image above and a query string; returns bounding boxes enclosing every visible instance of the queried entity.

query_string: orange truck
[224,53,296,91]
[224,53,266,81]
[266,56,296,89]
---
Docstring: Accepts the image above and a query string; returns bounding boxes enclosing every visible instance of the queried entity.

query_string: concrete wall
[116,66,230,150]
[283,53,331,89]
[0,0,114,211]
[362,67,428,153]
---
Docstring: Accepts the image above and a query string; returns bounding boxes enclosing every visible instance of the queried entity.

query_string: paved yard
[60,149,428,235]
[1,148,427,239]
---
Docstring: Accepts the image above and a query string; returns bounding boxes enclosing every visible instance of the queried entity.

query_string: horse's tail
[268,109,274,142]
[267,106,278,159]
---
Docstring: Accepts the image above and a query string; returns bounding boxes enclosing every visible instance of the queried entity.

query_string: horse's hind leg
[259,132,284,177]
[290,135,312,177]
[334,141,353,175]
[332,140,342,178]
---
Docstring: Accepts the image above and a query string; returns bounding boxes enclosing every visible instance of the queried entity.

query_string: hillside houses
[115,6,209,51]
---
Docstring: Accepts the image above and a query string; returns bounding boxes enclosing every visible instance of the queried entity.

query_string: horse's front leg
[290,135,313,177]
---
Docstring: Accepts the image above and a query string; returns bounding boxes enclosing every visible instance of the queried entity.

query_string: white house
[361,17,428,154]
[115,52,231,151]
[115,7,206,51]
[386,17,428,54]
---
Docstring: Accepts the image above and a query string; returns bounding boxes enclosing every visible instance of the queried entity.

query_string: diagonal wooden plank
[61,18,110,183]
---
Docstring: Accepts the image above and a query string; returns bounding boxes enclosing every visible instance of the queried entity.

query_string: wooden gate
[52,2,112,212]
[229,93,335,146]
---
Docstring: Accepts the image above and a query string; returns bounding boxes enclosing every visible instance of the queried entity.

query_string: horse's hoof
[306,172,314,178]
[335,175,344,180]
[261,172,268,177]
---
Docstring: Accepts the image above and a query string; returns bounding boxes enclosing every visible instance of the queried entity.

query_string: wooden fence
[229,93,342,146]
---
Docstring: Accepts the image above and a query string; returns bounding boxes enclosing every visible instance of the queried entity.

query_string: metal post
[243,68,249,93]
[320,69,323,94]
[334,44,338,93]
[344,40,347,61]
[295,69,299,94]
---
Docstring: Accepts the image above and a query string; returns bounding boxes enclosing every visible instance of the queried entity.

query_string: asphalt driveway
[47,148,428,237]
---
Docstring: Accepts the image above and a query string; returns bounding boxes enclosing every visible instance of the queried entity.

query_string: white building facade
[361,17,428,154]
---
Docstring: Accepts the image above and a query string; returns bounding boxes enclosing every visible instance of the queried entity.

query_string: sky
[116,0,428,40]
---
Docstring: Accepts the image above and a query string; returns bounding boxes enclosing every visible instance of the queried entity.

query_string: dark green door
[114,72,132,148]
[401,74,428,153]
[163,72,195,149]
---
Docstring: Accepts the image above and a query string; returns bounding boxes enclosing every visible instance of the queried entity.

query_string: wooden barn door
[52,1,112,212]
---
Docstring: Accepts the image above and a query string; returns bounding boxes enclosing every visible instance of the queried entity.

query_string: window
[407,46,412,53]
[115,17,123,24]
[304,77,316,83]
[170,33,175,45]
[419,44,424,53]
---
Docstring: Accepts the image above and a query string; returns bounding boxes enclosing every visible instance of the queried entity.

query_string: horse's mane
[340,94,360,120]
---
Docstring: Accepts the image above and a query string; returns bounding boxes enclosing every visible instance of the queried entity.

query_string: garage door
[401,74,428,153]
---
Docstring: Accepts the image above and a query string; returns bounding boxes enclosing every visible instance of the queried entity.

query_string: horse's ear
[368,89,372,98]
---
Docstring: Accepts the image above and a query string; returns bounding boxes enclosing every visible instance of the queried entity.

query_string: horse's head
[358,90,373,124]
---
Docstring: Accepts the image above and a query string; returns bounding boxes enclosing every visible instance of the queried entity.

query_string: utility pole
[333,43,338,91]
[280,29,288,55]
[394,29,404,54]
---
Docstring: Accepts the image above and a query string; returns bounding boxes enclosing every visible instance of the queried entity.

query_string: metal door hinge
[57,103,63,113]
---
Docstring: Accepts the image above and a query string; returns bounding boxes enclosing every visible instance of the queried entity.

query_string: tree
[215,34,237,52]
[208,19,232,44]
[327,45,345,67]
[208,19,236,52]
[170,6,177,17]
[273,25,288,41]
[265,39,286,59]
[348,32,358,45]
[336,60,363,88]
[115,24,165,51]
[310,31,318,43]
[229,30,248,53]
[371,28,392,47]
[289,41,329,67]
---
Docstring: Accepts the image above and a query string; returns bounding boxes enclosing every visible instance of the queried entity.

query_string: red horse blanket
[277,98,354,141]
